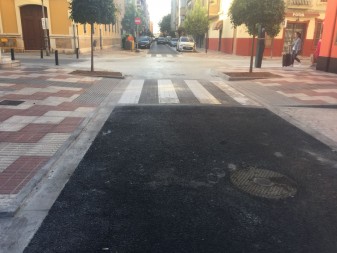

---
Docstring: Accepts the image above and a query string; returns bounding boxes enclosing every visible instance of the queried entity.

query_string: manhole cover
[0,100,24,106]
[230,167,297,199]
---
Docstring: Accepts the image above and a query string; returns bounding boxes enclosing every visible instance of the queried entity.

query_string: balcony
[287,0,312,9]
[209,1,220,19]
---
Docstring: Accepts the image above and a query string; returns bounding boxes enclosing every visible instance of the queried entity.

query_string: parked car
[176,36,196,52]
[165,36,172,44]
[169,38,178,47]
[138,36,151,49]
[157,37,166,44]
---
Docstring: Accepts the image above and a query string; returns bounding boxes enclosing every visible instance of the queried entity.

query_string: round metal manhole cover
[230,167,297,199]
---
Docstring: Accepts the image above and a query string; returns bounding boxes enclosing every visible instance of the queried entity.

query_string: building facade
[206,0,328,57]
[175,0,327,57]
[0,0,124,53]
[317,0,337,73]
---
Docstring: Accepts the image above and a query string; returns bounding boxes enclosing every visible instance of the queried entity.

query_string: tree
[122,4,137,34]
[183,0,208,41]
[70,0,116,71]
[122,4,148,37]
[177,26,186,37]
[159,14,171,36]
[228,0,285,72]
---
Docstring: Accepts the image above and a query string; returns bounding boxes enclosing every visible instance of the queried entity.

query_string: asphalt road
[149,42,178,55]
[24,105,337,253]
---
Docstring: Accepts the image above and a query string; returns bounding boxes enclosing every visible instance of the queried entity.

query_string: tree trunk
[249,35,255,73]
[270,38,274,59]
[91,23,94,72]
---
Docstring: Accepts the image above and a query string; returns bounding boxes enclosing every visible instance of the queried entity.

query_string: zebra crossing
[145,54,182,58]
[117,79,260,106]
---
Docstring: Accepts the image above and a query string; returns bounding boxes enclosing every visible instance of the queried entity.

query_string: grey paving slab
[74,78,120,104]
[139,79,159,104]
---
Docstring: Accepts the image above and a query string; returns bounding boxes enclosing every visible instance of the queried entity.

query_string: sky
[147,0,171,34]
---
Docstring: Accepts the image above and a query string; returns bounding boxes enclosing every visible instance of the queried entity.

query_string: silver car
[176,36,196,52]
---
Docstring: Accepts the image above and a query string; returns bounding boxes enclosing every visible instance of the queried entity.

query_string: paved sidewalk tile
[0,67,107,214]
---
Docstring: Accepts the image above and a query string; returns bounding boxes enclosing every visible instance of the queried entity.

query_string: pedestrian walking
[291,32,302,66]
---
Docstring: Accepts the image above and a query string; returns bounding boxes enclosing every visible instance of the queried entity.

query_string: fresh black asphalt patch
[25,106,337,253]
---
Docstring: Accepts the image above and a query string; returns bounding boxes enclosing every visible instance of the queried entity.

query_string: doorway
[20,5,48,50]
[283,23,306,54]
[218,29,222,51]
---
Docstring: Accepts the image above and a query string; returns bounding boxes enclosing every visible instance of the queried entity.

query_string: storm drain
[0,100,24,106]
[230,167,297,199]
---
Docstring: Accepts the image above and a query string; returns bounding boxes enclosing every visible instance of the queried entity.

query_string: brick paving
[0,67,102,200]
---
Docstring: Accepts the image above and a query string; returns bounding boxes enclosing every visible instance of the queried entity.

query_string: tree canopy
[122,3,149,35]
[158,14,171,36]
[228,0,285,36]
[70,0,116,25]
[183,0,208,38]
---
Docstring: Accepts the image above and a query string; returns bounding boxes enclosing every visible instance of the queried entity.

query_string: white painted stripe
[185,80,221,104]
[156,54,162,57]
[118,80,144,104]
[212,81,260,106]
[158,80,179,104]
[166,54,173,58]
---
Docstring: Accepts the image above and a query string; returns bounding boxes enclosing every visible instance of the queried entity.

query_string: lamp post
[41,0,50,56]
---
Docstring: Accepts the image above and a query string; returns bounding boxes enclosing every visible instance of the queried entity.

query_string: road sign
[135,17,141,25]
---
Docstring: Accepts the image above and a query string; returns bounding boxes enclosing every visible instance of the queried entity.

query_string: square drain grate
[0,100,25,106]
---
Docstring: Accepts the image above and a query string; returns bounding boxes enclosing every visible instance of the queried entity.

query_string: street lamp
[41,0,50,56]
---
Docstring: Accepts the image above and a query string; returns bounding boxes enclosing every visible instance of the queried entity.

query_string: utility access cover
[230,167,297,199]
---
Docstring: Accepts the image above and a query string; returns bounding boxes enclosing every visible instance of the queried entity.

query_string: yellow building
[0,0,124,53]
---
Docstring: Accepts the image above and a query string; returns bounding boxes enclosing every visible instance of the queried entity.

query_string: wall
[0,0,18,33]
[0,0,123,53]
[317,0,337,73]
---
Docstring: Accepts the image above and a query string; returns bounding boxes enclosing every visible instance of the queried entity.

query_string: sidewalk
[210,56,337,151]
[0,66,122,217]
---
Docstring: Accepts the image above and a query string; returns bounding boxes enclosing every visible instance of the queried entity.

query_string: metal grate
[230,167,297,199]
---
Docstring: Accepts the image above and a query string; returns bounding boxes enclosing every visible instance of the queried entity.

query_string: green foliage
[265,24,281,38]
[184,0,208,38]
[70,0,116,25]
[228,0,285,36]
[159,14,171,35]
[177,26,186,37]
[122,4,138,33]
[122,3,148,34]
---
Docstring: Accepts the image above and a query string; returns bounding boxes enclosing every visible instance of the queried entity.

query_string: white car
[176,36,196,52]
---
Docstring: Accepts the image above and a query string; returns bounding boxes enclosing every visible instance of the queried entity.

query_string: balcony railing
[287,0,312,5]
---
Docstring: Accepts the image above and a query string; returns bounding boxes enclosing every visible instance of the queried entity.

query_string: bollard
[75,48,79,59]
[40,49,43,59]
[55,50,59,65]
[10,48,15,61]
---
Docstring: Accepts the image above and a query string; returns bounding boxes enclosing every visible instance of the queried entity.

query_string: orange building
[316,0,337,73]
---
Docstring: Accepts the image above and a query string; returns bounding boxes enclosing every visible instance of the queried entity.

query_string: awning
[213,20,223,30]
